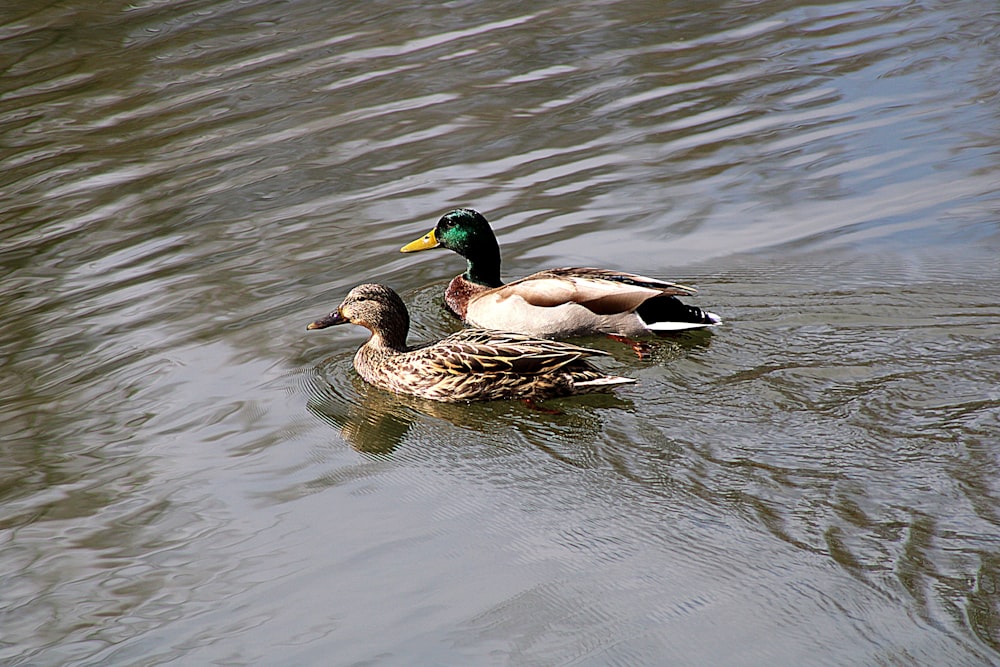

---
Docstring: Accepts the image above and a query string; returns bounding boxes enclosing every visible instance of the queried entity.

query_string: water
[2,0,999,664]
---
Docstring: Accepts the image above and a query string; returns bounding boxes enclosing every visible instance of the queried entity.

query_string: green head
[400,209,502,288]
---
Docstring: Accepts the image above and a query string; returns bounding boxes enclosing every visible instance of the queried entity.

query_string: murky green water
[2,0,999,664]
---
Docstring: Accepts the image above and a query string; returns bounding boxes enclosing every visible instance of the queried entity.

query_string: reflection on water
[2,0,1000,664]
[308,368,417,457]
[305,348,640,459]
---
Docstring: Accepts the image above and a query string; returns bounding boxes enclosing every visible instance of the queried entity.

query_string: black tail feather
[636,295,715,326]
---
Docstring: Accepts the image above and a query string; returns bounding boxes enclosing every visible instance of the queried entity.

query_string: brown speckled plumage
[307,283,635,403]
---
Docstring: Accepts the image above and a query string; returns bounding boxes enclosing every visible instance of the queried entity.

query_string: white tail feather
[645,310,722,331]
[574,376,637,388]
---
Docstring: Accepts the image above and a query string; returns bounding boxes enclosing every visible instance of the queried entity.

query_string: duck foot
[522,399,562,415]
[607,334,651,359]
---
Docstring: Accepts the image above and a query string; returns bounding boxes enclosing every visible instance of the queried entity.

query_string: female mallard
[400,208,721,339]
[306,283,635,403]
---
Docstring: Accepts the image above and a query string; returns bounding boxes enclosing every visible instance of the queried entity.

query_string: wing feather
[496,268,695,316]
[411,328,605,377]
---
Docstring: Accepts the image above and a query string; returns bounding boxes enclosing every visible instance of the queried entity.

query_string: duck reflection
[307,372,415,455]
[307,362,636,457]
[303,312,711,457]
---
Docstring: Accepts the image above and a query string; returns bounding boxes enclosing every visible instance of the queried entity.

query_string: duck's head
[400,209,498,258]
[307,283,409,343]
[400,209,502,287]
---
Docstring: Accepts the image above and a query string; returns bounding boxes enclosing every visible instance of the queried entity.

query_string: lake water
[2,0,999,664]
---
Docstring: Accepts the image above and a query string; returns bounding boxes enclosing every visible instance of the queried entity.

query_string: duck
[399,208,721,339]
[306,283,635,403]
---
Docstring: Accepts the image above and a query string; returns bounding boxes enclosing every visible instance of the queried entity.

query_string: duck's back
[354,328,633,402]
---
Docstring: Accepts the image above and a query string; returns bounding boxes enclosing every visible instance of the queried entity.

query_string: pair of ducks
[308,209,720,403]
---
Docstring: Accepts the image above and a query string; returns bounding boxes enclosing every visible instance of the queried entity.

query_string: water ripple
[2,0,1000,664]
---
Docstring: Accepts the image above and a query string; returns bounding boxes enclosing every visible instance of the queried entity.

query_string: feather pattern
[401,209,721,338]
[307,284,635,403]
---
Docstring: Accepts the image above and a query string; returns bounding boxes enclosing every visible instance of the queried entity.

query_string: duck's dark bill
[400,229,438,253]
[306,309,347,330]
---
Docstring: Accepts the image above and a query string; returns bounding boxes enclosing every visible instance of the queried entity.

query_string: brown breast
[445,275,490,320]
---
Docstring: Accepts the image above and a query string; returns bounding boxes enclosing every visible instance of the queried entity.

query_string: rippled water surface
[2,0,999,664]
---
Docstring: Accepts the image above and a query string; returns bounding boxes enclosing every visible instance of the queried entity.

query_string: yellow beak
[400,229,439,253]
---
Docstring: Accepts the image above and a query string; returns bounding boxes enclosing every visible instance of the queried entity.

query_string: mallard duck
[400,208,721,339]
[306,283,635,403]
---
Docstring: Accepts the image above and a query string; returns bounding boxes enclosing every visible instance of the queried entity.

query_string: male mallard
[400,209,721,339]
[306,283,635,403]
